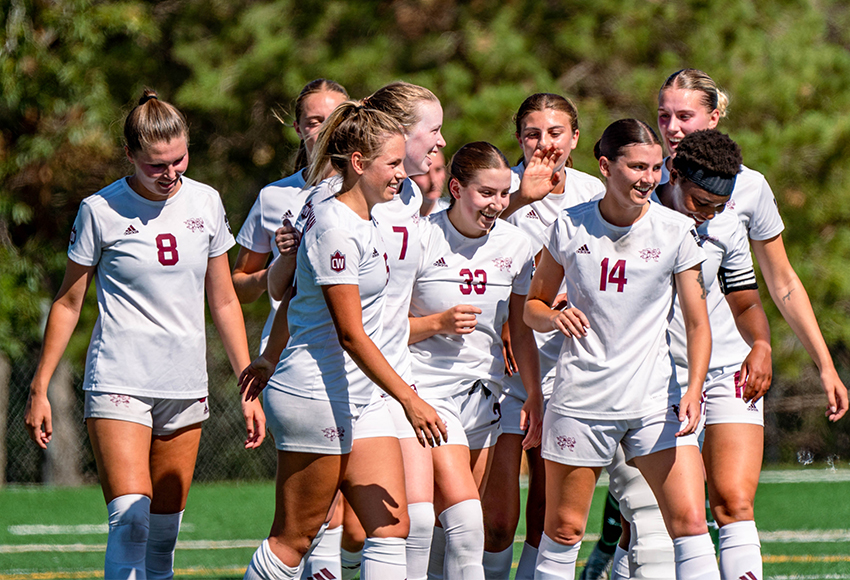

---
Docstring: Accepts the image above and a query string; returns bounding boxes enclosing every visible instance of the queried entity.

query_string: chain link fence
[3,316,850,485]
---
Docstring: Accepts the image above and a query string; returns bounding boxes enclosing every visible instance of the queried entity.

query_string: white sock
[438,500,485,580]
[673,534,720,580]
[105,494,150,580]
[341,547,362,580]
[514,542,537,580]
[610,545,629,580]
[408,502,435,580]
[718,521,762,580]
[483,546,513,579]
[245,538,302,579]
[361,537,406,580]
[534,533,580,580]
[146,511,183,580]
[302,524,342,580]
[428,526,446,580]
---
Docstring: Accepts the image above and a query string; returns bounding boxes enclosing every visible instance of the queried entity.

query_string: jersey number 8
[156,233,179,266]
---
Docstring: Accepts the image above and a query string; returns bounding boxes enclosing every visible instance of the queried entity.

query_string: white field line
[591,468,850,487]
[7,523,194,536]
[3,529,849,554]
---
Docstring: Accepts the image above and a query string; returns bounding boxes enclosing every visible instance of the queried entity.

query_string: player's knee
[483,507,519,551]
[547,518,585,546]
[711,495,754,526]
[665,505,708,539]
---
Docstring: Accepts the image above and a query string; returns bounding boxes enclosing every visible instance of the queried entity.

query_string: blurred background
[3,0,850,485]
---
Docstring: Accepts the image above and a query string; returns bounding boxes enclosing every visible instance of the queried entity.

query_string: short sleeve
[208,197,236,258]
[511,241,535,296]
[673,225,706,274]
[308,228,364,285]
[67,201,101,266]
[720,219,754,272]
[746,175,785,241]
[235,193,272,253]
[545,219,565,267]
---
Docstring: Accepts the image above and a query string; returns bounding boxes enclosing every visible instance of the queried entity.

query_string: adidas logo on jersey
[576,244,590,254]
[282,209,294,220]
[433,257,448,267]
[372,248,379,257]
[124,225,140,235]
[525,209,540,220]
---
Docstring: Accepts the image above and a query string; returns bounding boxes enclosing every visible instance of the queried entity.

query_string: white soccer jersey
[235,169,308,351]
[266,196,390,405]
[371,179,423,383]
[661,162,784,241]
[546,200,705,420]
[409,211,535,399]
[665,209,754,385]
[68,176,235,398]
[503,164,605,400]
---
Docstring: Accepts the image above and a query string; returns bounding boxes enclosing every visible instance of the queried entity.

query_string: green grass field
[1,466,848,579]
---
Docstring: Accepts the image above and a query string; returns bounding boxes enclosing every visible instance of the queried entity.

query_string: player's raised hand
[518,145,565,203]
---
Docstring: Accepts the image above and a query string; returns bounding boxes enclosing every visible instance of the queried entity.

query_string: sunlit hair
[306,101,405,186]
[672,129,742,178]
[284,79,349,172]
[659,68,730,119]
[513,92,579,168]
[594,119,661,162]
[364,81,439,131]
[124,89,188,154]
[448,142,510,209]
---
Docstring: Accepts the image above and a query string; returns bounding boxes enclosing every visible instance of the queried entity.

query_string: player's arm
[231,247,270,304]
[524,248,588,336]
[508,292,543,449]
[207,253,265,449]
[323,283,447,447]
[674,264,712,436]
[752,234,847,421]
[25,259,96,448]
[408,304,482,344]
[239,285,293,401]
[500,146,564,219]
[724,286,772,403]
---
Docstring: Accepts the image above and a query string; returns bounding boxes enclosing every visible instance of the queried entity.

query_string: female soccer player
[482,92,605,579]
[241,102,446,580]
[524,119,718,580]
[24,89,264,579]
[408,141,542,580]
[657,68,847,422]
[232,79,348,348]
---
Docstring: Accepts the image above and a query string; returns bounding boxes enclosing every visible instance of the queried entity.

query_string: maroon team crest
[330,250,346,272]
[322,427,345,441]
[492,257,512,272]
[556,436,576,451]
[184,218,205,232]
[639,248,661,262]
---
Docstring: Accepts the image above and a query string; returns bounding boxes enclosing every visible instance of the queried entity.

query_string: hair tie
[139,94,158,106]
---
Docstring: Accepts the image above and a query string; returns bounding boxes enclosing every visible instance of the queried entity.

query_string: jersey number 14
[599,258,627,292]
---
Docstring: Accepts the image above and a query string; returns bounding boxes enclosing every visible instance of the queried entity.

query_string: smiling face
[356,133,408,208]
[657,88,720,156]
[516,108,579,172]
[599,143,663,216]
[404,100,446,177]
[448,167,512,238]
[295,90,348,158]
[668,170,730,225]
[126,136,189,200]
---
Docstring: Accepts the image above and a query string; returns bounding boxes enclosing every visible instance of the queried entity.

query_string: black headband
[680,165,737,197]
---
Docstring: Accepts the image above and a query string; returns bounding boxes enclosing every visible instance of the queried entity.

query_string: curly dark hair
[672,129,742,178]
